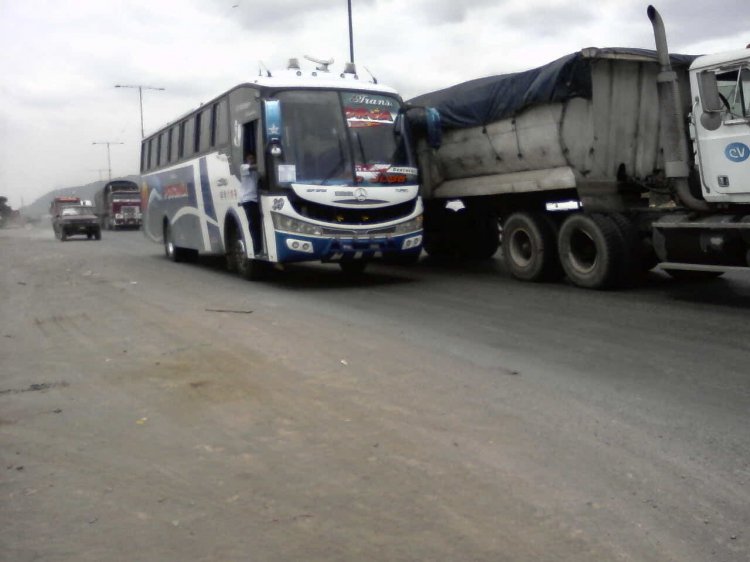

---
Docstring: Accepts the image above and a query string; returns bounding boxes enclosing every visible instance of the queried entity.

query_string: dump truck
[95,180,142,230]
[408,5,750,288]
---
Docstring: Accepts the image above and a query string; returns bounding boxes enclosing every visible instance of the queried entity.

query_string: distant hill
[21,175,141,219]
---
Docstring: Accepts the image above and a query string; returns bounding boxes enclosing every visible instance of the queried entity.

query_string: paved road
[1,226,748,562]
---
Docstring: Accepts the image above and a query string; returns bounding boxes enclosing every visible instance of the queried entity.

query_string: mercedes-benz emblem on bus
[354,188,368,202]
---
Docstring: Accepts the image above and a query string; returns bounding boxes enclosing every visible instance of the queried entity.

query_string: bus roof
[143,71,400,141]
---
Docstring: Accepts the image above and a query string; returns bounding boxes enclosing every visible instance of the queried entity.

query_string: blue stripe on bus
[199,157,223,252]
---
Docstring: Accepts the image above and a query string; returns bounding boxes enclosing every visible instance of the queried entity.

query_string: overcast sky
[0,0,747,208]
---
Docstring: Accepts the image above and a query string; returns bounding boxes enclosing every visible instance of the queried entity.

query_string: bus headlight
[271,213,324,237]
[393,215,423,235]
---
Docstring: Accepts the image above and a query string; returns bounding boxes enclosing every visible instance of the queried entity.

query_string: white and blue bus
[140,59,440,278]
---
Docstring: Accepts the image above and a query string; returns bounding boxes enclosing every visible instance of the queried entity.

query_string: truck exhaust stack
[647,5,710,212]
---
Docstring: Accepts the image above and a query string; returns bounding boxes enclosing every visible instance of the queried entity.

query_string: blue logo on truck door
[725,142,750,162]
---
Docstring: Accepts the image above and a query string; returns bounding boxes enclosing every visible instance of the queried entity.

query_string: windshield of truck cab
[275,90,416,187]
[716,67,750,118]
[61,206,94,216]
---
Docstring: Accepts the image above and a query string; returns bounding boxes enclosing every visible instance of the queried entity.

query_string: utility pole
[347,0,355,63]
[92,142,124,181]
[114,84,166,138]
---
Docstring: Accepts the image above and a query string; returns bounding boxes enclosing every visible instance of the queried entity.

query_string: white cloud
[0,0,747,208]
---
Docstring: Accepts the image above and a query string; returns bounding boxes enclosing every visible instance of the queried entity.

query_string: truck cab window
[716,68,749,118]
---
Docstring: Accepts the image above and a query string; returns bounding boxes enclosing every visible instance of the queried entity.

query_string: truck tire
[94,228,102,241]
[608,213,643,286]
[557,213,623,289]
[503,212,562,282]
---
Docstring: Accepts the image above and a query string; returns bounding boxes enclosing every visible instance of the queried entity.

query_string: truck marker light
[545,200,581,211]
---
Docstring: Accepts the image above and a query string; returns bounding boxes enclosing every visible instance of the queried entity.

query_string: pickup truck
[53,205,101,241]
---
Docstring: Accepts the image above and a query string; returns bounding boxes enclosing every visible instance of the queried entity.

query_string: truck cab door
[693,65,750,202]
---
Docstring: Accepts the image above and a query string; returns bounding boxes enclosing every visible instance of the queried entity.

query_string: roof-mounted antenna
[341,62,358,79]
[258,60,272,77]
[304,55,334,72]
[363,66,378,84]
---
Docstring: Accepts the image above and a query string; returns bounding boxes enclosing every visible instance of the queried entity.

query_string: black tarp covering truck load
[409,49,695,129]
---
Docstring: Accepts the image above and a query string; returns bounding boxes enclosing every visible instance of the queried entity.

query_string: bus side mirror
[404,106,442,149]
[698,71,723,131]
[393,113,404,142]
[263,100,283,157]
[425,107,442,150]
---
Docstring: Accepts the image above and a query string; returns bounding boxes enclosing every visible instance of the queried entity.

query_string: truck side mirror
[698,71,724,131]
[698,71,723,113]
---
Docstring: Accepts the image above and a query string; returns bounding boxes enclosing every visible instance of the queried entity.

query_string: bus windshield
[276,90,417,187]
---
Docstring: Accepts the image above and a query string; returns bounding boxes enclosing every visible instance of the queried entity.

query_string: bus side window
[148,138,157,170]
[169,126,179,162]
[184,118,195,159]
[158,132,168,166]
[140,143,147,173]
[214,99,229,147]
[194,113,201,154]
[177,122,185,160]
[199,107,212,152]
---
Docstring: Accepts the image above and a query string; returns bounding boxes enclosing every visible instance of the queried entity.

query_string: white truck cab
[691,48,750,203]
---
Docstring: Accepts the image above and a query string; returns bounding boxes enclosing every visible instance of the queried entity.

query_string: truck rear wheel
[503,212,562,282]
[608,213,643,286]
[557,213,622,289]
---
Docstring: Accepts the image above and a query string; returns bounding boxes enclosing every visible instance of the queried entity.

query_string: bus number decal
[272,198,285,211]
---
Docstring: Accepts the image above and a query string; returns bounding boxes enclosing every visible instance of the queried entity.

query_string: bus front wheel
[230,229,265,281]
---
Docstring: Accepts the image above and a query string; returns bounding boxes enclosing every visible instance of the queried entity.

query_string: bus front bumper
[274,230,423,263]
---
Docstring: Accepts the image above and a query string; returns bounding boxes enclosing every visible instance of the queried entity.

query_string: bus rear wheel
[164,222,196,263]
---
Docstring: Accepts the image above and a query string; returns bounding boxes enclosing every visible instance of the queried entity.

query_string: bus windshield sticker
[343,92,397,128]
